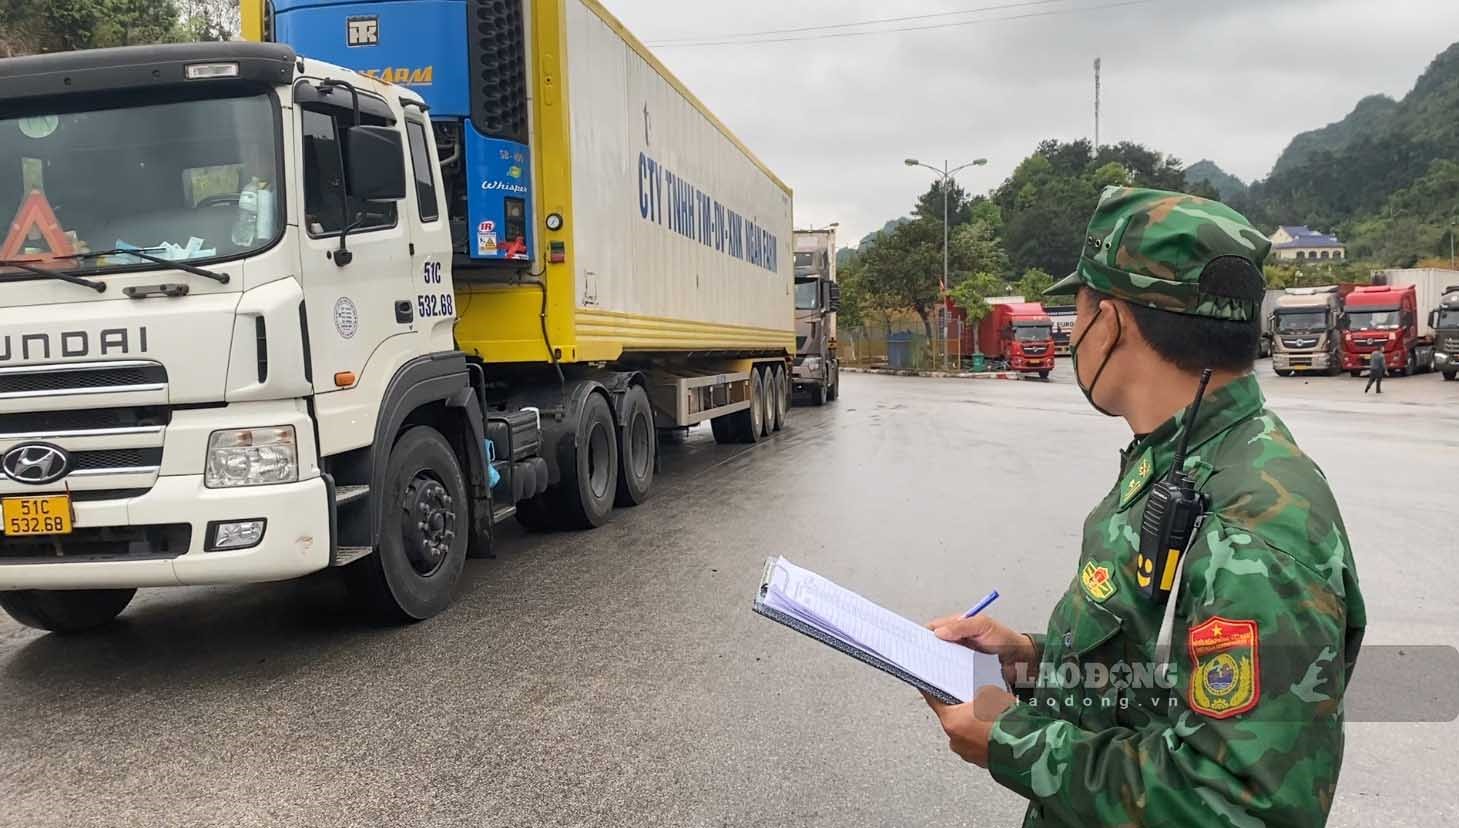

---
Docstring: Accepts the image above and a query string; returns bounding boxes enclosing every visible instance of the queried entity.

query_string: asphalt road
[2,363,1455,827]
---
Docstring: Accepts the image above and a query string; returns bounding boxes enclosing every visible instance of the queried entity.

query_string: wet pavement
[2,363,1455,827]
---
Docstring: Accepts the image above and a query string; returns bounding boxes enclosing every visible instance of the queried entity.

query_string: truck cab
[978,302,1055,379]
[0,43,513,631]
[1270,287,1344,376]
[1431,285,1459,381]
[1341,284,1435,377]
[791,230,841,405]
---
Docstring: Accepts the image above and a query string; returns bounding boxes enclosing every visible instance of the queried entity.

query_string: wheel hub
[401,477,455,576]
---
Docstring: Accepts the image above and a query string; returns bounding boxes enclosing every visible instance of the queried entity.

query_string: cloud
[608,0,1459,244]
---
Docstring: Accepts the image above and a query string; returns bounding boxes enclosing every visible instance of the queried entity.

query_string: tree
[1016,268,1055,300]
[858,219,945,340]
[913,178,977,227]
[948,272,1009,352]
[0,0,234,54]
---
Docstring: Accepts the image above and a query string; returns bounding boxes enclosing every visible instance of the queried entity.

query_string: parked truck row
[0,0,840,633]
[1270,269,1457,381]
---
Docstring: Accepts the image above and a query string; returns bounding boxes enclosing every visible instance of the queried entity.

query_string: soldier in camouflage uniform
[924,187,1366,826]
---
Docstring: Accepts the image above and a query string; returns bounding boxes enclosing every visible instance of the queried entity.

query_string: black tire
[1444,371,1457,382]
[1275,369,1294,378]
[1350,370,1362,378]
[776,368,787,434]
[826,363,840,401]
[711,415,738,444]
[808,380,827,407]
[348,427,469,622]
[0,588,135,633]
[615,386,655,508]
[1403,351,1415,377]
[759,368,776,438]
[554,393,619,529]
[1038,370,1051,380]
[732,370,767,443]
[514,493,556,532]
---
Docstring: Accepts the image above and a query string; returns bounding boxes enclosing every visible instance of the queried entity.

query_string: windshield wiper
[76,248,230,284]
[0,260,106,293]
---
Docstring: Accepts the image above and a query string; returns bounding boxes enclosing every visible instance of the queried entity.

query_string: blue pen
[962,590,1000,619]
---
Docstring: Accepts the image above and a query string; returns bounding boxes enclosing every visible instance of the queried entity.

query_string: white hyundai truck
[0,14,795,633]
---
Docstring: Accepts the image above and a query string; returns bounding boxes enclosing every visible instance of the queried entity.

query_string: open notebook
[753,557,1003,704]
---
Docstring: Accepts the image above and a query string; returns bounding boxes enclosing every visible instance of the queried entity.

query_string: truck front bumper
[1274,352,1332,371]
[0,475,331,590]
[1436,351,1453,370]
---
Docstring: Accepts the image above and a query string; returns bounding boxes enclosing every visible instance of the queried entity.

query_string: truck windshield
[1346,309,1402,331]
[1014,324,1052,341]
[794,251,824,277]
[0,89,281,277]
[794,279,820,310]
[1276,311,1327,332]
[1438,309,1459,328]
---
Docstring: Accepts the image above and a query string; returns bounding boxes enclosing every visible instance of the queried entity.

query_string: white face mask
[1071,303,1122,418]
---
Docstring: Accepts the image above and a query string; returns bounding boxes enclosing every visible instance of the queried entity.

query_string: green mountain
[1270,94,1400,177]
[1184,160,1247,200]
[1228,40,1459,264]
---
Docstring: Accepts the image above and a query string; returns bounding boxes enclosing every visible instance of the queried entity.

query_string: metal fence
[841,319,969,371]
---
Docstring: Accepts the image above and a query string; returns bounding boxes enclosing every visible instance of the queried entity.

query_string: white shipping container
[1375,268,1459,338]
[565,0,793,343]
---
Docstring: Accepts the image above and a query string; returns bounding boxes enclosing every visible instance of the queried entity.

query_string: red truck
[1340,284,1436,377]
[977,302,1056,378]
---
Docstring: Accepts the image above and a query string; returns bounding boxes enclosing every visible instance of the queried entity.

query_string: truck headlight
[802,357,823,373]
[206,426,298,488]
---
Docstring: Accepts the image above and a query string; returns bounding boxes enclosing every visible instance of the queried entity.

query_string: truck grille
[0,406,169,439]
[1441,336,1459,353]
[0,362,170,496]
[0,361,165,399]
[1023,346,1048,356]
[1283,337,1320,349]
[0,523,190,564]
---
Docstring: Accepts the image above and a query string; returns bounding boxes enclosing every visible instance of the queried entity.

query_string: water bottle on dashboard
[232,179,260,247]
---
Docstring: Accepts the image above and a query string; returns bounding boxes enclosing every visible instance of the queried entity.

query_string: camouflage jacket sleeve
[986,516,1359,826]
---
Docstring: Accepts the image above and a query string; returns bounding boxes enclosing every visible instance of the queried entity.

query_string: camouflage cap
[1045,186,1272,321]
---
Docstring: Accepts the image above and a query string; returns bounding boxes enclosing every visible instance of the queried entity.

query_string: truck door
[402,115,455,353]
[295,92,418,452]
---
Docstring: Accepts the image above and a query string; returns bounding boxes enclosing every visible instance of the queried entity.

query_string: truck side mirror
[345,125,407,201]
[828,282,842,313]
[1431,310,1439,329]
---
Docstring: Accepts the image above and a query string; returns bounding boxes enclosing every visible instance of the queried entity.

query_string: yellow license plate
[2,494,73,536]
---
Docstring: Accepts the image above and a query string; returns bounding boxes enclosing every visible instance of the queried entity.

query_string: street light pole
[905,156,988,368]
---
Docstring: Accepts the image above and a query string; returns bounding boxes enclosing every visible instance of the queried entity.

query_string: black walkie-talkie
[1136,369,1214,605]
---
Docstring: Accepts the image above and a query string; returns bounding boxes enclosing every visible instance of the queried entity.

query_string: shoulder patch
[1119,449,1155,509]
[1081,561,1118,603]
[1187,617,1260,719]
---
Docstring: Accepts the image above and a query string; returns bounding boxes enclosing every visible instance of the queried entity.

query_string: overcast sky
[608,0,1459,245]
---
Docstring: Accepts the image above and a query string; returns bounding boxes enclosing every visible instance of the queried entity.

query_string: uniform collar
[1116,374,1265,509]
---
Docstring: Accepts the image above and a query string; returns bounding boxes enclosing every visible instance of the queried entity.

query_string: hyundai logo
[2,443,70,485]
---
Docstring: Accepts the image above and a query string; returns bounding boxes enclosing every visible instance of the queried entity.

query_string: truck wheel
[349,427,469,622]
[1404,351,1415,377]
[711,415,738,444]
[758,367,776,438]
[1275,369,1294,378]
[732,370,767,442]
[615,386,655,508]
[514,493,556,532]
[1350,370,1362,378]
[808,380,827,407]
[1444,371,1457,382]
[0,588,135,633]
[770,366,788,431]
[1038,370,1051,380]
[826,364,840,401]
[548,393,619,528]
